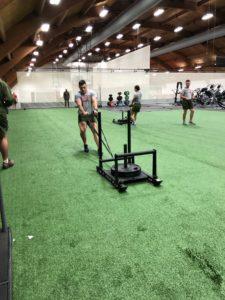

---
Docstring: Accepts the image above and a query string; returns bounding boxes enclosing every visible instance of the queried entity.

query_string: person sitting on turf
[75,80,99,153]
[107,94,115,107]
[130,85,142,125]
[0,79,16,169]
[116,92,123,107]
[180,79,195,125]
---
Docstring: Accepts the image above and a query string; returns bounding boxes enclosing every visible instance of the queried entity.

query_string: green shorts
[131,103,141,113]
[78,114,96,124]
[182,100,194,110]
[0,112,8,139]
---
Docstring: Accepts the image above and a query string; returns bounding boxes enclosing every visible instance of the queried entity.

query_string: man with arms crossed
[75,80,99,153]
[180,79,196,125]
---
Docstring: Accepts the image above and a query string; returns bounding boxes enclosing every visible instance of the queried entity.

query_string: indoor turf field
[1,108,225,300]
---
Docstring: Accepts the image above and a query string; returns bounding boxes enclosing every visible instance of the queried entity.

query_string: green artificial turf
[1,108,225,300]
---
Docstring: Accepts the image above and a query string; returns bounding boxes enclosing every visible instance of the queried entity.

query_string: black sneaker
[2,159,14,170]
[84,144,89,153]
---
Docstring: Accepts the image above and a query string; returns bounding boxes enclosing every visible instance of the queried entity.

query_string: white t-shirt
[181,88,192,100]
[75,89,96,114]
[133,91,142,104]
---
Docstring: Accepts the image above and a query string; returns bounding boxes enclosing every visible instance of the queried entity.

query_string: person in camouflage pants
[0,79,15,169]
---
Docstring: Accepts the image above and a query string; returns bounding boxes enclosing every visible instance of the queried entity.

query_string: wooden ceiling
[0,0,225,87]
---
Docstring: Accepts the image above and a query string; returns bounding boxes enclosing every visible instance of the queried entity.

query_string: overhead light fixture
[154,36,161,41]
[88,52,92,56]
[78,59,82,62]
[28,67,32,71]
[137,43,144,48]
[165,71,170,73]
[132,23,141,30]
[82,56,86,60]
[95,47,100,52]
[125,49,131,53]
[85,25,93,33]
[154,8,165,17]
[36,39,44,47]
[76,36,82,41]
[59,54,63,58]
[107,57,111,61]
[202,12,214,21]
[31,58,37,62]
[174,26,183,33]
[195,65,202,69]
[69,42,74,48]
[63,49,68,54]
[33,51,39,56]
[178,68,184,72]
[99,7,109,18]
[30,63,34,67]
[105,41,110,47]
[41,23,50,32]
[115,53,120,57]
[49,0,61,5]
[116,33,123,39]
[53,61,56,64]
[55,58,59,62]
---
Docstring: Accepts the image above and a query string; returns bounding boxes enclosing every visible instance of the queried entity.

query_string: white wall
[106,46,150,69]
[13,70,225,103]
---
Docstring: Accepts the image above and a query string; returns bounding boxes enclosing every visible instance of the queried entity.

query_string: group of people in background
[0,78,195,167]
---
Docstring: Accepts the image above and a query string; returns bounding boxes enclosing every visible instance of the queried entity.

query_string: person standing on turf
[130,85,142,125]
[0,79,15,169]
[180,79,195,125]
[75,80,99,153]
[63,89,70,108]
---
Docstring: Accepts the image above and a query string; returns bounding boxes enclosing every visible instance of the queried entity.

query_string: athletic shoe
[189,122,196,125]
[84,144,89,153]
[2,159,15,170]
[183,122,187,126]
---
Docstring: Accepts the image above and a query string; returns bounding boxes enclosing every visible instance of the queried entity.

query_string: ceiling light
[107,57,111,61]
[125,49,131,53]
[28,67,32,71]
[33,51,39,56]
[202,12,214,21]
[99,8,109,18]
[154,36,161,41]
[55,58,59,62]
[53,61,56,64]
[41,23,50,32]
[82,56,86,60]
[59,54,63,58]
[76,36,82,41]
[137,43,144,48]
[154,8,165,17]
[88,52,92,56]
[49,0,61,5]
[30,63,34,67]
[132,23,141,30]
[36,39,44,47]
[165,71,170,73]
[195,65,202,69]
[116,33,123,39]
[78,59,82,62]
[115,53,120,57]
[105,41,110,47]
[69,42,74,48]
[31,58,37,62]
[178,68,184,72]
[95,47,100,52]
[174,26,183,33]
[63,49,68,54]
[85,25,93,33]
